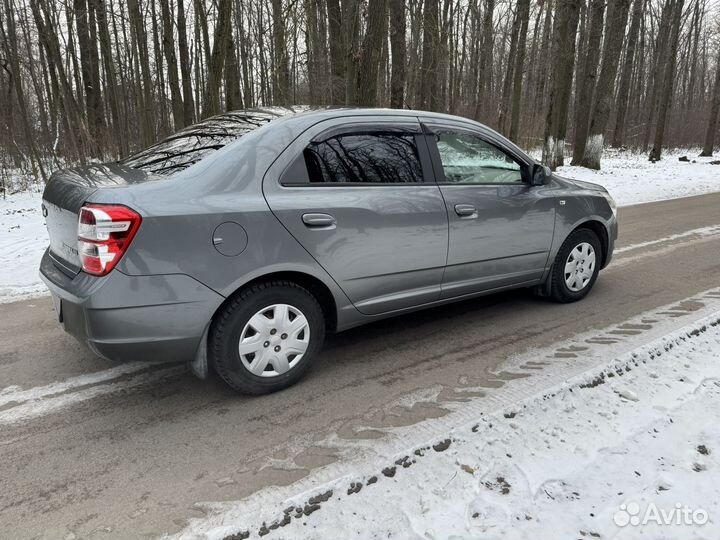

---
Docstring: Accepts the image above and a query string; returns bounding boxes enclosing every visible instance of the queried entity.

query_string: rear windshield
[120,109,289,175]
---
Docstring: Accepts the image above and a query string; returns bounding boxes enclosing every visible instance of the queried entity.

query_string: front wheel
[548,229,602,303]
[210,281,325,394]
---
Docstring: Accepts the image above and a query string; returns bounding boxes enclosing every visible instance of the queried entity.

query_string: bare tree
[571,0,605,164]
[419,0,440,110]
[700,44,720,156]
[612,0,644,148]
[648,0,684,162]
[159,0,184,128]
[542,0,581,169]
[389,0,407,108]
[271,0,290,105]
[357,0,388,105]
[1,0,717,172]
[581,0,632,169]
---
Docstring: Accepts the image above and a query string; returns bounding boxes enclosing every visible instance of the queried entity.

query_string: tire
[548,228,602,303]
[210,281,325,394]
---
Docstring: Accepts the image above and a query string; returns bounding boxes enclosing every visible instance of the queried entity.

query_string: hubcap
[564,242,596,292]
[238,304,310,377]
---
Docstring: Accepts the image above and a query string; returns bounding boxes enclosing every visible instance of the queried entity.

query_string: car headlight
[602,191,617,219]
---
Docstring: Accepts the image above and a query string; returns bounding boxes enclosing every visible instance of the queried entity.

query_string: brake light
[78,204,142,276]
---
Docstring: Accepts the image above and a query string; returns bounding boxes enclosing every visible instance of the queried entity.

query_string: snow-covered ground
[0,189,46,302]
[176,300,720,540]
[555,147,720,206]
[0,149,718,303]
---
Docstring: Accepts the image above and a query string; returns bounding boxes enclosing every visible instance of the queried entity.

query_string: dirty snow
[186,311,720,540]
[172,290,720,540]
[1,148,719,303]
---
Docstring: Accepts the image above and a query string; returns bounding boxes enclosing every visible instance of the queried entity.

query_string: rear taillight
[78,204,142,276]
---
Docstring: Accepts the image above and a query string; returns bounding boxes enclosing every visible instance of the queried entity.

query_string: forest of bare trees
[1,0,720,182]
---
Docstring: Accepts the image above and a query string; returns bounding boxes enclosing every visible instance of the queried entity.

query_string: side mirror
[531,164,551,186]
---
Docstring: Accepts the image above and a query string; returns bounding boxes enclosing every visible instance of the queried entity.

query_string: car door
[421,119,555,298]
[263,117,449,315]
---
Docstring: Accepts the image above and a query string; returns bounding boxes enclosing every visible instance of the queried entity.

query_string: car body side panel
[438,183,556,296]
[262,116,450,315]
[420,118,556,297]
[89,111,362,330]
[542,175,618,276]
[39,108,618,364]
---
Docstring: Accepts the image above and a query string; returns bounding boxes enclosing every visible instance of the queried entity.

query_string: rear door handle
[302,213,336,228]
[454,204,477,218]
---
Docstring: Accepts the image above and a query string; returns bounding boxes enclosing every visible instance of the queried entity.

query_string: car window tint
[120,110,286,175]
[304,132,423,184]
[435,131,522,184]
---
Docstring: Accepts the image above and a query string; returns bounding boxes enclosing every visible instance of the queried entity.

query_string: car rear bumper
[39,249,224,363]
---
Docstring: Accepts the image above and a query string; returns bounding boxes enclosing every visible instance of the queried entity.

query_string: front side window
[304,132,423,184]
[435,131,523,184]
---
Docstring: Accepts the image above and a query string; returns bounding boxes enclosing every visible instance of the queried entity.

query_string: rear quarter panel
[90,114,356,323]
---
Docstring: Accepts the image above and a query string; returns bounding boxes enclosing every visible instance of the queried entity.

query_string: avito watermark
[614,502,709,527]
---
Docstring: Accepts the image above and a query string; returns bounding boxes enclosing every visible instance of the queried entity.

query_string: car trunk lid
[42,163,154,276]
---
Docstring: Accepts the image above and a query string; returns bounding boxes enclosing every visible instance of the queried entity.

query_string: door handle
[454,204,477,218]
[302,213,336,228]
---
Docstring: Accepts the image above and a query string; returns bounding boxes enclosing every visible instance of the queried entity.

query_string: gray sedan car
[40,107,617,394]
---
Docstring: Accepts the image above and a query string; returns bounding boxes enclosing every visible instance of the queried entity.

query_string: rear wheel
[548,229,602,303]
[210,281,325,394]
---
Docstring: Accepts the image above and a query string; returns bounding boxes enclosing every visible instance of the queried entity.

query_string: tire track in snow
[171,289,720,540]
[0,361,182,425]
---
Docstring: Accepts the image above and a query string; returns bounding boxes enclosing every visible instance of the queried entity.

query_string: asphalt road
[2,193,720,540]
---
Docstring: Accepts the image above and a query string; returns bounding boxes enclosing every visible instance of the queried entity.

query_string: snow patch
[0,190,47,303]
[555,147,720,206]
[171,289,720,540]
[189,313,720,540]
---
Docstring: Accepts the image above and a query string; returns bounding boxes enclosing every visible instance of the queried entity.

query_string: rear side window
[300,132,424,184]
[120,110,282,175]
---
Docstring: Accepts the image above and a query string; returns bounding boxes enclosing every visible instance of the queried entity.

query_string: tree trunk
[581,0,632,169]
[326,0,345,103]
[571,0,605,164]
[648,0,684,162]
[225,36,243,110]
[270,0,290,104]
[127,0,155,146]
[357,0,388,105]
[508,0,530,142]
[73,0,104,150]
[304,0,319,104]
[474,0,494,122]
[159,0,184,128]
[498,1,522,134]
[612,0,643,148]
[149,0,168,137]
[389,0,406,108]
[90,0,126,155]
[419,0,440,110]
[0,0,47,179]
[344,0,362,105]
[641,0,672,152]
[699,45,720,156]
[542,0,581,170]
[202,0,232,117]
[176,0,195,125]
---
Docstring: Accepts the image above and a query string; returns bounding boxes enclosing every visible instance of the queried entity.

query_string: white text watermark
[614,502,709,527]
